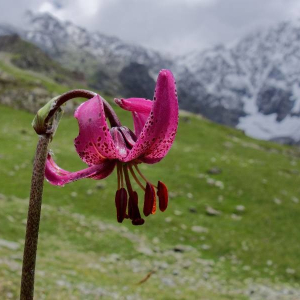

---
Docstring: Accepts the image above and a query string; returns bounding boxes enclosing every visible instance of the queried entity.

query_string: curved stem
[20,134,51,300]
[44,89,121,128]
[20,89,120,299]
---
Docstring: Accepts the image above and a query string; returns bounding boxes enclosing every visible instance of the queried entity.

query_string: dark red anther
[128,191,145,225]
[157,181,168,212]
[132,218,145,225]
[143,183,156,216]
[115,188,128,223]
[127,192,134,220]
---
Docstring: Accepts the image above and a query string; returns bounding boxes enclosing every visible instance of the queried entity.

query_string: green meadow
[0,51,300,299]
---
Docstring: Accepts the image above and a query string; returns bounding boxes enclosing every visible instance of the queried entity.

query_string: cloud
[38,0,104,20]
[1,0,300,54]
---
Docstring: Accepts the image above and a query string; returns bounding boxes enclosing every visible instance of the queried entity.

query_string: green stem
[20,134,51,300]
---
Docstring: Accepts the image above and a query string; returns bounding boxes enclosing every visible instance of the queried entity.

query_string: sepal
[32,96,63,136]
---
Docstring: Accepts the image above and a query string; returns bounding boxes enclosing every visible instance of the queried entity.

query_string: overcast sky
[1,0,300,54]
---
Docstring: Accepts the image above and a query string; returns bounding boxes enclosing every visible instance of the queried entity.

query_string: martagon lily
[45,69,179,225]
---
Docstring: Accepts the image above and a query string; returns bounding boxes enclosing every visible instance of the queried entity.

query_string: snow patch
[238,112,300,141]
[292,83,300,113]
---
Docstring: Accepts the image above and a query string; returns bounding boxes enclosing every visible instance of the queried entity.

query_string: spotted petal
[115,98,152,136]
[45,153,116,186]
[74,95,122,165]
[124,70,179,163]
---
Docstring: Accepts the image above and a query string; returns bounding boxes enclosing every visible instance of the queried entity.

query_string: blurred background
[0,0,300,299]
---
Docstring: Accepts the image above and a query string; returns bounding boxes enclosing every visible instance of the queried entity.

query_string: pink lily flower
[45,70,179,225]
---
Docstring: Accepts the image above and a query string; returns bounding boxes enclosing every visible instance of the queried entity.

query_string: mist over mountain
[20,11,173,98]
[178,20,300,144]
[1,11,300,144]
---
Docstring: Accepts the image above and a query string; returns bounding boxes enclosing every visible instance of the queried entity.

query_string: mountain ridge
[177,19,300,144]
[1,12,300,144]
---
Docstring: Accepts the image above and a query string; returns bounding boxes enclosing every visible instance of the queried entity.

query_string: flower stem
[44,89,121,128]
[20,134,51,300]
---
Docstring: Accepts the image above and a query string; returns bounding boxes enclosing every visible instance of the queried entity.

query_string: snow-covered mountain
[16,11,174,97]
[1,12,300,144]
[178,21,300,144]
[23,11,171,70]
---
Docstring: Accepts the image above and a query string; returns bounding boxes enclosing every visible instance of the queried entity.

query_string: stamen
[123,165,133,194]
[144,182,157,216]
[120,164,124,188]
[128,191,145,226]
[128,165,146,191]
[157,181,168,212]
[133,164,157,188]
[123,165,145,225]
[115,188,127,223]
[117,163,121,190]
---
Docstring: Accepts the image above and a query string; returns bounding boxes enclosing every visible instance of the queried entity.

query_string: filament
[120,164,124,188]
[117,163,121,190]
[123,165,133,194]
[133,164,157,188]
[128,165,146,191]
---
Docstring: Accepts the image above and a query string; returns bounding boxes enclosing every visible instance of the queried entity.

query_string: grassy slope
[0,54,70,95]
[0,35,85,87]
[0,52,300,299]
[0,101,300,299]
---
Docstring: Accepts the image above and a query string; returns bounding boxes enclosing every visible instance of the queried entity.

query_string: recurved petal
[74,95,119,165]
[124,70,179,163]
[131,112,149,137]
[115,98,152,136]
[45,153,116,186]
[115,98,152,113]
